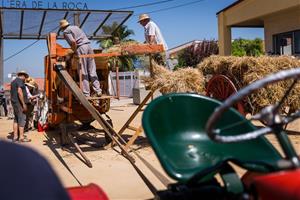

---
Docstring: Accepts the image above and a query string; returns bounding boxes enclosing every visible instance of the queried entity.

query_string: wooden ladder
[118,90,154,151]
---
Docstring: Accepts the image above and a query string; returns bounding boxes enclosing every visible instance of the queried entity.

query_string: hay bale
[103,41,140,53]
[143,62,205,94]
[198,55,300,113]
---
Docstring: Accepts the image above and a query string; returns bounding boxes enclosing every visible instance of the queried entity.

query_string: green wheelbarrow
[142,69,300,200]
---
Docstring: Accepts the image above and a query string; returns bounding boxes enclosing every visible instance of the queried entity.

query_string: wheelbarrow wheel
[206,75,245,115]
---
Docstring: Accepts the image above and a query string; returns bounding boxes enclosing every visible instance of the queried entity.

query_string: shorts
[12,102,26,127]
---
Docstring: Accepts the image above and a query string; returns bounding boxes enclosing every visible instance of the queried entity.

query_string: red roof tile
[4,77,44,91]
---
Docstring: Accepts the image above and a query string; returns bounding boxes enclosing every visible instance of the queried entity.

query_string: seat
[142,93,282,183]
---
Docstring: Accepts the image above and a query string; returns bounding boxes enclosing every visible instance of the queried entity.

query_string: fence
[109,71,138,97]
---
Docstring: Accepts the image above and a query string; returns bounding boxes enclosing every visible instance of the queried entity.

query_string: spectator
[0,88,7,117]
[25,78,39,132]
[0,141,70,200]
[10,71,31,142]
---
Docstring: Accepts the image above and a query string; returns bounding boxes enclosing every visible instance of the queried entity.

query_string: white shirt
[26,86,32,98]
[144,21,168,50]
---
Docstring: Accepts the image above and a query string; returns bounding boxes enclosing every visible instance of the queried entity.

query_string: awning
[0,8,133,40]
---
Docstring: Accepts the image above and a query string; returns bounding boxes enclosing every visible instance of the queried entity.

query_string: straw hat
[17,70,29,78]
[59,19,69,29]
[25,81,35,88]
[25,77,36,88]
[138,14,150,22]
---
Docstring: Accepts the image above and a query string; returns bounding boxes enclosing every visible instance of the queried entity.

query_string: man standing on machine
[59,19,102,97]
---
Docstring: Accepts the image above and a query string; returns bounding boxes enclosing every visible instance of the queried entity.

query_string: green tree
[97,22,136,71]
[232,38,264,56]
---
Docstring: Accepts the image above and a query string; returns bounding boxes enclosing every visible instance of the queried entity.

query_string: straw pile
[198,55,300,113]
[104,41,140,53]
[143,62,205,94]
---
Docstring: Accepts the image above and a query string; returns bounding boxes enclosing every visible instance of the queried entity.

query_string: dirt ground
[0,98,300,200]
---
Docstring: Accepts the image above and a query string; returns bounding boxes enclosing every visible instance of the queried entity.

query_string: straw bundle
[104,41,140,53]
[198,55,300,113]
[143,62,205,94]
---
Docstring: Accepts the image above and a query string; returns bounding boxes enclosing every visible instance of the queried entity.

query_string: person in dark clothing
[0,88,7,117]
[10,71,31,142]
[0,141,70,200]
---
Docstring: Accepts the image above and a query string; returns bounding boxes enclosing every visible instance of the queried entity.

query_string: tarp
[0,8,133,40]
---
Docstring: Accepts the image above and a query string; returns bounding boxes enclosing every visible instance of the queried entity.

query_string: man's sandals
[19,137,31,143]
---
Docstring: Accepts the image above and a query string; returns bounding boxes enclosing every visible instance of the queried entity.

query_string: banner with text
[1,0,89,10]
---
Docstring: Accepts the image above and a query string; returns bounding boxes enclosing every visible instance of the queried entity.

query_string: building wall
[223,0,299,26]
[264,7,300,53]
[218,0,300,56]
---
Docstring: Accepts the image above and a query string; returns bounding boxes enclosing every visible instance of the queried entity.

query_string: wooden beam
[79,52,120,58]
[79,44,164,58]
[121,44,164,55]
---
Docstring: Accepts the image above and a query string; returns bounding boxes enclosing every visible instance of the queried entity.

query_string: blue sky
[3,0,264,81]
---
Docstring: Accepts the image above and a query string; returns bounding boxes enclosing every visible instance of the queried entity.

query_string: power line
[112,0,177,10]
[4,40,40,62]
[4,17,69,62]
[106,0,205,21]
[146,0,205,14]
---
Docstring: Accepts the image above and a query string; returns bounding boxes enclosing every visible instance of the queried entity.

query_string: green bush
[232,38,264,57]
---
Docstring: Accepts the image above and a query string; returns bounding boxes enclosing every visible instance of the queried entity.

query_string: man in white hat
[138,14,173,69]
[10,71,31,142]
[59,19,102,97]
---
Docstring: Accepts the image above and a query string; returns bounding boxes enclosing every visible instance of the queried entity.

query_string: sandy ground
[0,98,171,200]
[0,98,300,199]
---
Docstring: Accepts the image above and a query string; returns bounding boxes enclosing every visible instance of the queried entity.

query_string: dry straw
[143,62,205,94]
[142,55,300,114]
[198,55,300,113]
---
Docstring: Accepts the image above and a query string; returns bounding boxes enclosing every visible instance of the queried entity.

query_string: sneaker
[20,138,31,143]
[12,138,18,143]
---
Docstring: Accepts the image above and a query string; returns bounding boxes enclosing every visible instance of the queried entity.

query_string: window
[295,31,300,54]
[273,30,300,55]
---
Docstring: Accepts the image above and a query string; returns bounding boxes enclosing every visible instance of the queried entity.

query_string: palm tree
[97,22,137,71]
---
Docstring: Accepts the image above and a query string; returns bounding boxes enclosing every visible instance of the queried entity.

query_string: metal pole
[149,55,153,78]
[74,13,80,26]
[0,36,3,87]
[0,10,3,87]
[116,60,120,100]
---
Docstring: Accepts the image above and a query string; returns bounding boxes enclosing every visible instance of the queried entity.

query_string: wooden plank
[118,90,154,135]
[60,105,72,113]
[122,44,164,55]
[79,52,121,58]
[68,133,93,168]
[127,125,138,131]
[124,126,143,151]
[78,44,164,58]
[86,95,113,100]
